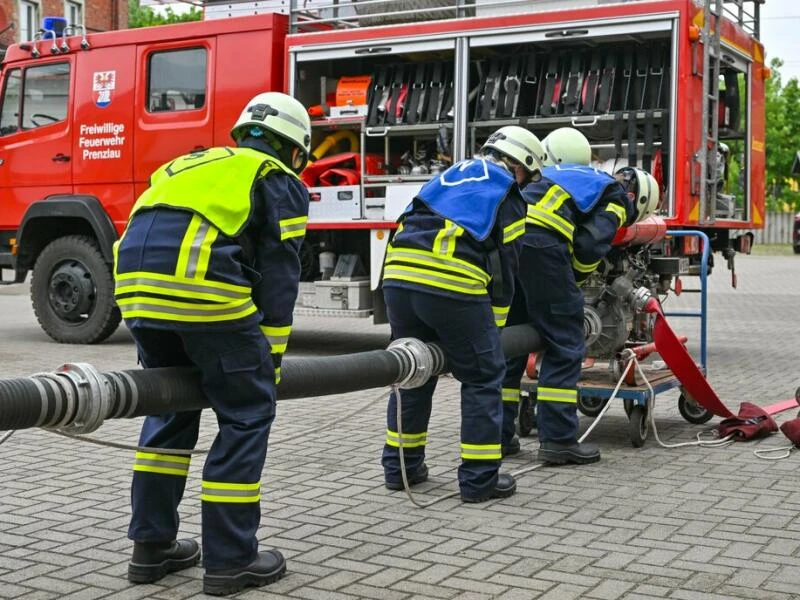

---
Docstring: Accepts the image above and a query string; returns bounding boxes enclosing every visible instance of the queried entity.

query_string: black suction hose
[0,324,542,432]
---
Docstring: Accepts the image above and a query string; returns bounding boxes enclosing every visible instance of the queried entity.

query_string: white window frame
[64,0,83,28]
[18,0,41,43]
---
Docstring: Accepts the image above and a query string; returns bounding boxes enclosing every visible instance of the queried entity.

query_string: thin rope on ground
[41,387,386,457]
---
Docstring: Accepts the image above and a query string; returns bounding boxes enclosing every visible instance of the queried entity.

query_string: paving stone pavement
[0,254,799,600]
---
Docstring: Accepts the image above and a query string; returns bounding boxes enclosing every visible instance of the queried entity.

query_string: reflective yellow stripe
[386,247,490,284]
[572,256,601,274]
[275,367,281,384]
[115,277,251,304]
[115,272,250,295]
[201,480,261,503]
[386,429,427,448]
[171,213,221,280]
[502,217,525,244]
[433,220,463,257]
[605,203,627,226]
[539,185,570,211]
[492,304,509,327]
[538,386,578,404]
[383,265,487,295]
[260,324,291,354]
[175,215,204,278]
[526,205,575,240]
[280,215,308,241]
[502,387,520,403]
[460,442,502,461]
[117,296,257,322]
[194,223,219,280]
[133,451,191,477]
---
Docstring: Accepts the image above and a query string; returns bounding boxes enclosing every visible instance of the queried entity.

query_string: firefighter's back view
[114,92,311,596]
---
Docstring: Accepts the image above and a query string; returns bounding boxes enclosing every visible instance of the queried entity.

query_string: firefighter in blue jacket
[381,125,547,502]
[114,92,311,596]
[500,127,659,463]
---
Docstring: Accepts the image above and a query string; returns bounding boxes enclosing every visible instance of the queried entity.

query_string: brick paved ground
[0,254,799,599]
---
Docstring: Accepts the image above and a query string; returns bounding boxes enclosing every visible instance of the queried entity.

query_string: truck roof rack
[284,0,763,36]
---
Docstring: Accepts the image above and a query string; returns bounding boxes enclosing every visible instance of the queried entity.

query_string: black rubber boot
[538,440,601,465]
[128,539,201,584]
[502,435,521,457]
[203,549,287,596]
[461,473,517,503]
[385,462,429,490]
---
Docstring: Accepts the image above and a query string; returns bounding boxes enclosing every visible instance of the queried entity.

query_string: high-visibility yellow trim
[537,386,578,404]
[460,442,502,461]
[526,205,575,240]
[386,247,490,284]
[572,256,601,274]
[433,220,463,257]
[502,388,520,403]
[132,451,191,477]
[605,203,627,226]
[116,296,256,322]
[260,324,291,354]
[502,217,526,244]
[492,304,509,327]
[176,215,203,278]
[201,480,261,503]
[386,429,428,448]
[280,215,308,241]
[383,266,487,295]
[275,367,281,384]
[115,272,250,294]
[194,224,219,280]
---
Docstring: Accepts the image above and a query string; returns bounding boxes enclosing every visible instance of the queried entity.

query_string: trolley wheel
[623,398,635,418]
[628,405,649,448]
[518,393,537,437]
[577,396,608,417]
[678,393,713,424]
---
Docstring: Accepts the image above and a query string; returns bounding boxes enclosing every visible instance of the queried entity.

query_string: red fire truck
[0,0,766,344]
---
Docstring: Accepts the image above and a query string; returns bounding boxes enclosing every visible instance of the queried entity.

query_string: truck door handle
[52,153,70,162]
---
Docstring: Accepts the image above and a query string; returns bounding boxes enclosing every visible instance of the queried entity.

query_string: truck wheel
[30,235,121,344]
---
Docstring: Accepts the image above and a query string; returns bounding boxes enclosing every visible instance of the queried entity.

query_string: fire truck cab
[0,0,767,344]
[0,14,287,342]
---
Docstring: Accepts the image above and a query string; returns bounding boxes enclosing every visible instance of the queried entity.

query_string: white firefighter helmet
[616,166,660,222]
[480,125,546,175]
[231,92,312,168]
[542,127,592,166]
[600,157,628,175]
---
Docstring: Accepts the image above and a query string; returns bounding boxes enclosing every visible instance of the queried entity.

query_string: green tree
[764,58,800,211]
[128,0,202,28]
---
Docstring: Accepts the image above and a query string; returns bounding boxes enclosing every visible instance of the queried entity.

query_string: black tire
[518,393,537,437]
[628,405,648,448]
[677,393,713,424]
[30,235,121,344]
[793,245,800,255]
[577,395,609,418]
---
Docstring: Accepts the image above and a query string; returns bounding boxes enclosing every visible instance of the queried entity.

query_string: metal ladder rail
[722,0,762,39]
[698,0,723,224]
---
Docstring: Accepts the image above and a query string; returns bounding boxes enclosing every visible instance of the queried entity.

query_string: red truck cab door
[133,39,215,199]
[0,58,74,229]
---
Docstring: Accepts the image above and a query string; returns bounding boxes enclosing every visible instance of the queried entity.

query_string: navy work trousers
[502,230,585,444]
[382,286,505,499]
[126,323,276,571]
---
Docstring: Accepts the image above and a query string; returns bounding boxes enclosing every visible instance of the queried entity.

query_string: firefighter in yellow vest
[115,92,310,596]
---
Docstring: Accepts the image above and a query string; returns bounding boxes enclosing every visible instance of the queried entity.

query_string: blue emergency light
[42,16,68,36]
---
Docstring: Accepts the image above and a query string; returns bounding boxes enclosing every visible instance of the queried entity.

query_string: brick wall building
[0,0,128,55]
